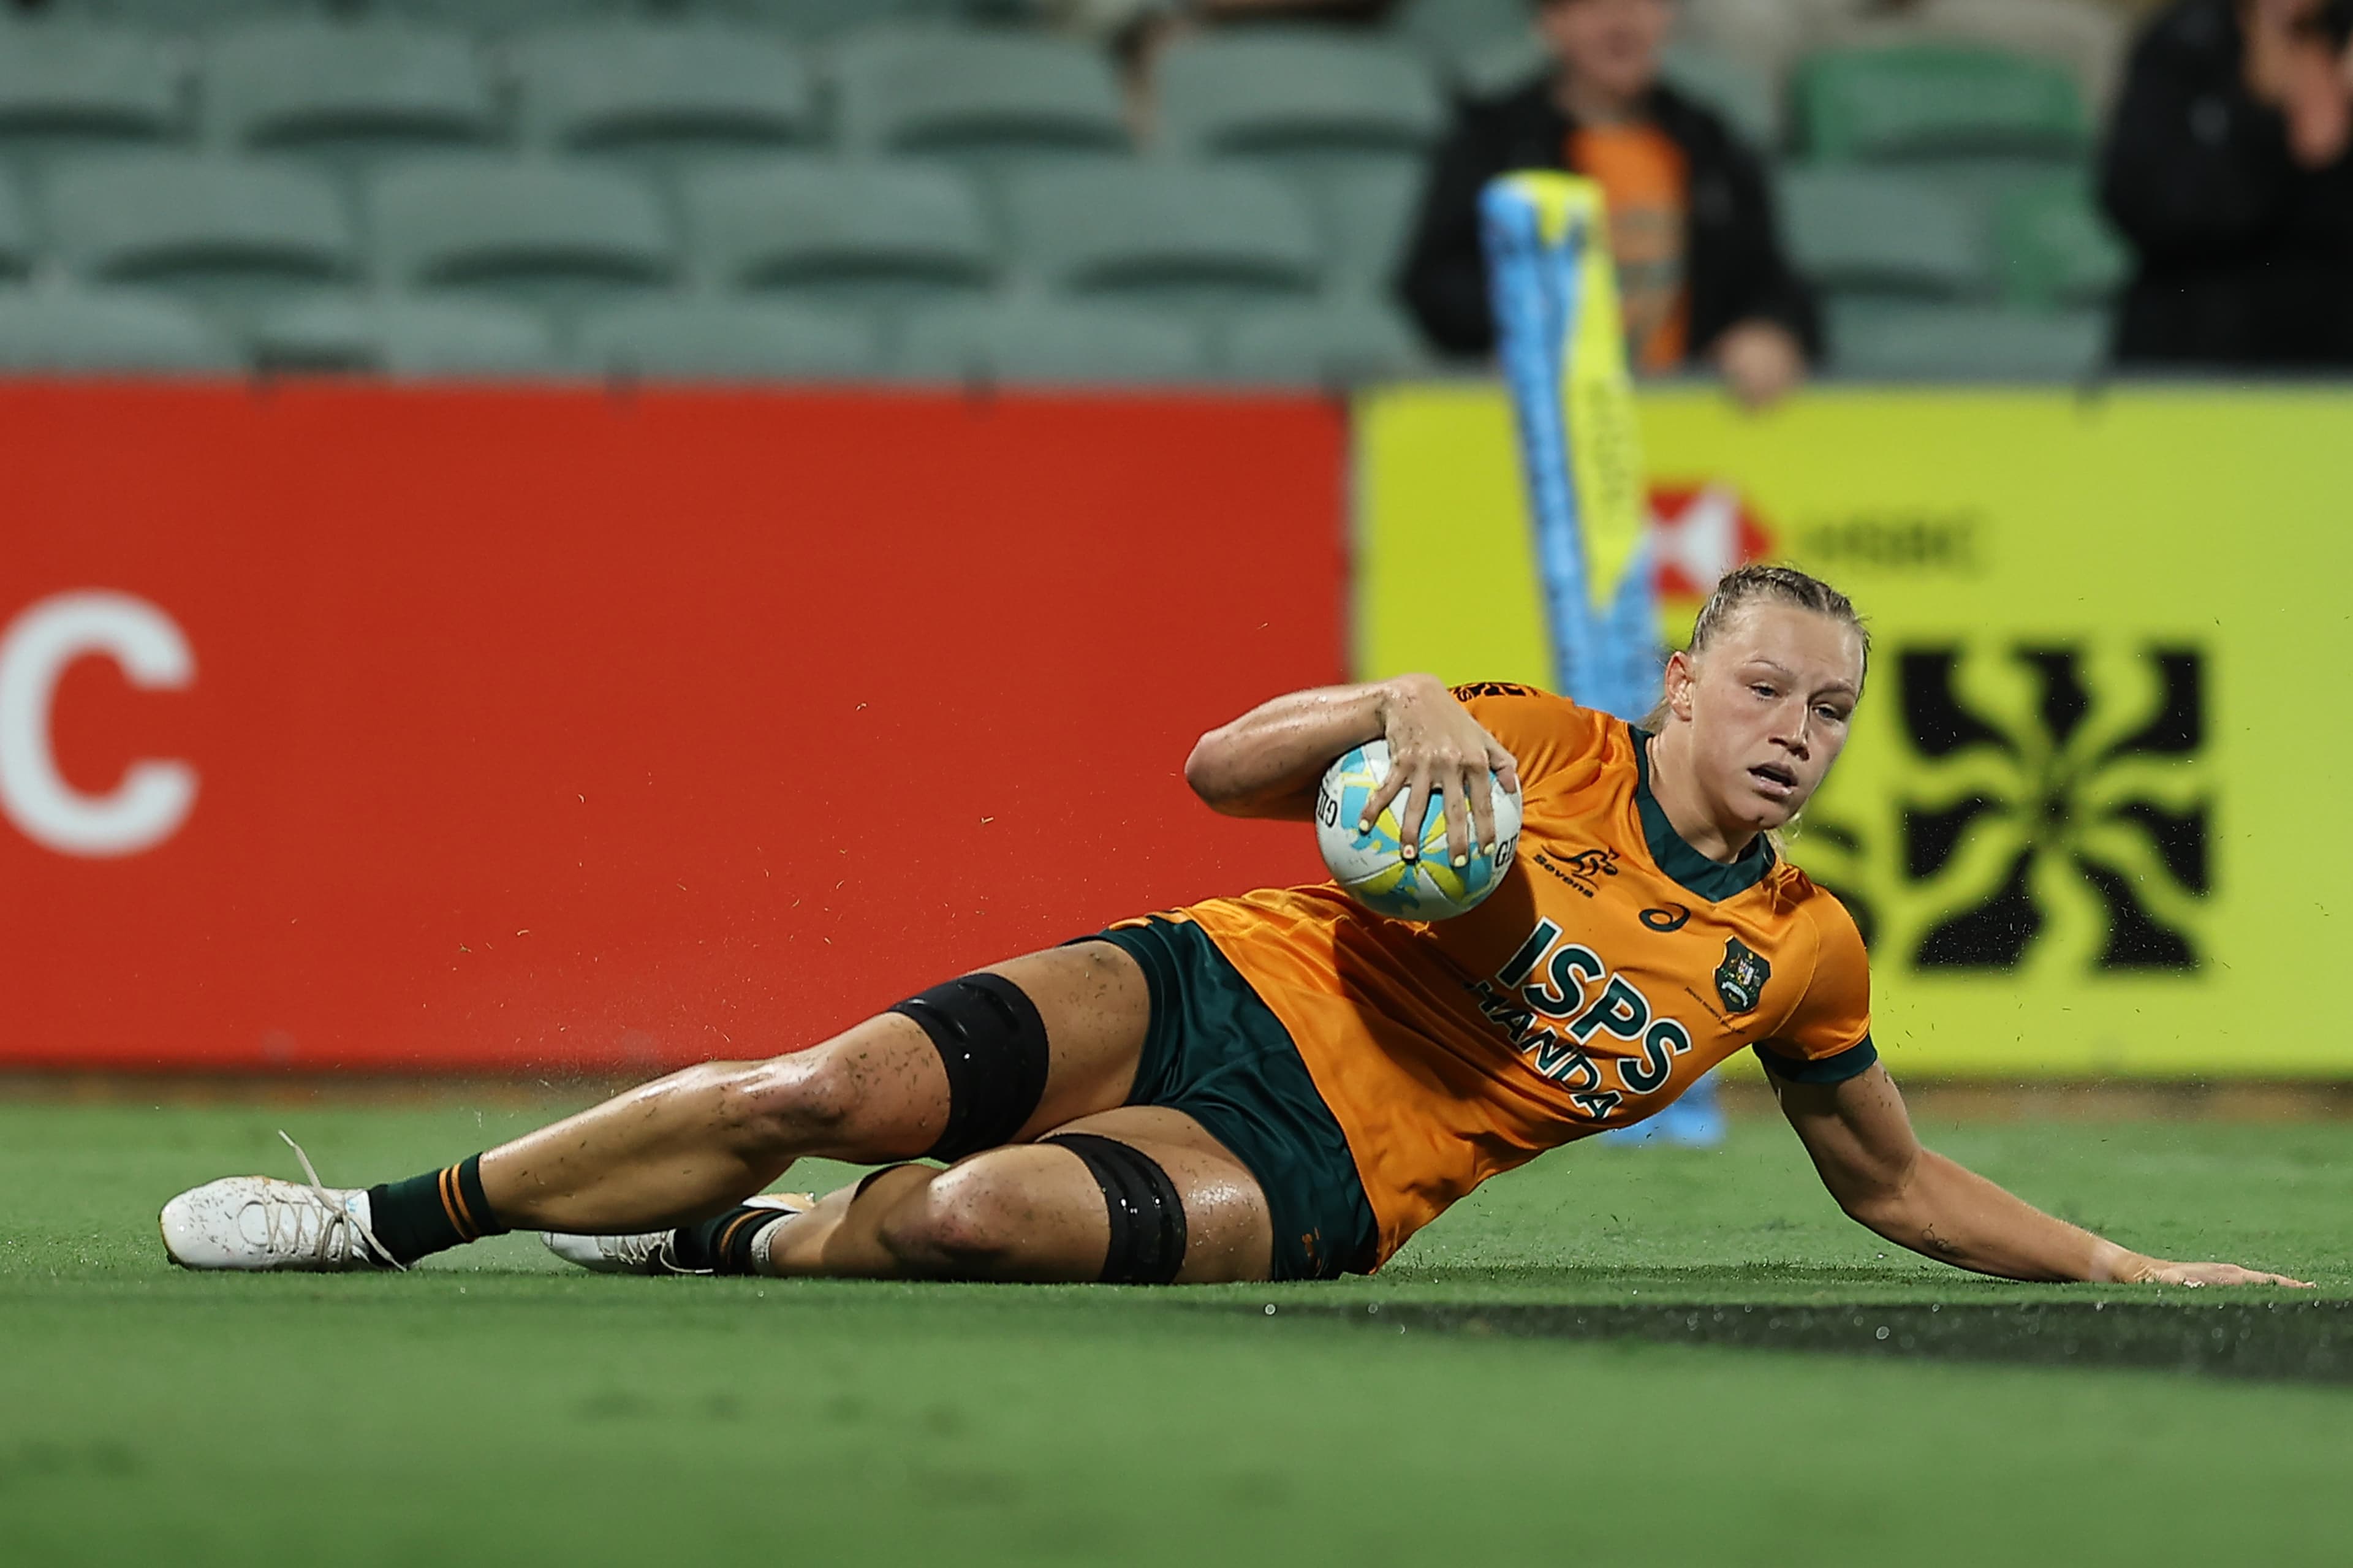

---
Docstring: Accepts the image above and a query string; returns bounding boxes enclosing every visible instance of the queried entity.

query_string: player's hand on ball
[1366,675,1521,868]
[2137,1259,2315,1289]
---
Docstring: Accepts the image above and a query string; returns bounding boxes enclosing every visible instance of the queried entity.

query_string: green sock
[366,1154,508,1265]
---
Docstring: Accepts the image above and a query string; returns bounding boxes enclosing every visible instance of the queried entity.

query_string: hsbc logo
[1648,482,1771,601]
[0,591,197,857]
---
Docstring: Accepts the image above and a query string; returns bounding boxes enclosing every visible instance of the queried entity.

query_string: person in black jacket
[2101,0,2353,367]
[1400,0,1819,406]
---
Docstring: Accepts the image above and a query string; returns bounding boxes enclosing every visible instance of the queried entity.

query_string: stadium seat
[1794,43,2089,164]
[510,26,820,162]
[1827,300,2105,380]
[251,293,561,375]
[1449,34,1547,97]
[0,25,187,164]
[1779,166,1988,300]
[1005,163,1322,314]
[0,175,31,281]
[1221,297,1431,384]
[204,23,501,169]
[1153,33,1444,187]
[382,0,638,31]
[573,297,880,380]
[1660,42,1785,152]
[44,0,310,27]
[897,298,1210,384]
[0,284,240,372]
[832,29,1129,170]
[1870,0,2126,116]
[1395,0,1539,65]
[1317,164,1422,291]
[44,154,355,322]
[684,160,996,309]
[1994,174,2127,311]
[714,0,985,37]
[1682,0,1811,88]
[368,159,679,325]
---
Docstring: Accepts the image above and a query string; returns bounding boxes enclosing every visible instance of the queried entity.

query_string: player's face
[1681,604,1863,833]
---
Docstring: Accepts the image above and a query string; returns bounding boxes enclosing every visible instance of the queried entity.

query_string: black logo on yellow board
[1896,645,2209,971]
[1715,937,1770,1013]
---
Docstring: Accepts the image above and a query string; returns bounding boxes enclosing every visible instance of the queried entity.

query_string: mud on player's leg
[475,941,1153,1236]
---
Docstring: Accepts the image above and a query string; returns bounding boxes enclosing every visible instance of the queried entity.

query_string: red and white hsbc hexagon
[1648,482,1775,602]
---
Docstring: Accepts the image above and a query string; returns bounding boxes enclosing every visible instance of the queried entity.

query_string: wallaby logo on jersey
[1528,844,1618,899]
[1715,937,1770,1013]
[1467,916,1698,1120]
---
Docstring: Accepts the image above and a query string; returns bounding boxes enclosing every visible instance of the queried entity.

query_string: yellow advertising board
[1357,384,2353,1077]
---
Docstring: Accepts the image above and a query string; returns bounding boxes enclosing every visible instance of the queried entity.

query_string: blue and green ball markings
[1315,740,1524,920]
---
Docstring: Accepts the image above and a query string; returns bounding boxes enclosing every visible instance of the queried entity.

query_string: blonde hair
[1639,564,1870,733]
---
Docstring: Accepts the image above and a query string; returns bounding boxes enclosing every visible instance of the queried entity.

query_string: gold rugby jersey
[1178,684,1874,1267]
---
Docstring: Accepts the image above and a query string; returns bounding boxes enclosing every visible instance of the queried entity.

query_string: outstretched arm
[1773,1062,2311,1288]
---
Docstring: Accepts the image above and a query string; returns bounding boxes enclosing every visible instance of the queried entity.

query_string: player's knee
[876,1167,1025,1278]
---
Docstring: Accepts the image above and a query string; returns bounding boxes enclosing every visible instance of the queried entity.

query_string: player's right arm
[1185,673,1520,862]
[1775,1063,2313,1289]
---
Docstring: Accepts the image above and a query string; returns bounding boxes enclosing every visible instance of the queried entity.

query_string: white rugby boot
[542,1193,812,1276]
[159,1132,401,1272]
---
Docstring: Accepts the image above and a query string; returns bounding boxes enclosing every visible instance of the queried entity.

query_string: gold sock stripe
[438,1166,478,1243]
[716,1208,768,1263]
[450,1165,483,1240]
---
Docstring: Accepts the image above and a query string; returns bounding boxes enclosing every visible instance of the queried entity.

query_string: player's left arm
[1773,1064,2313,1288]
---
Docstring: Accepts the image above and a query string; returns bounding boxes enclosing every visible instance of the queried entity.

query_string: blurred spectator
[2102,0,2353,366]
[1400,0,1819,406]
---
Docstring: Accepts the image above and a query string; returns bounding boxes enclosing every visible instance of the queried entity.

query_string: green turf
[2,1097,2348,1566]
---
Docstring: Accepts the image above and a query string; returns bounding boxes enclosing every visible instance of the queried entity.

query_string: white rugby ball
[1315,740,1521,920]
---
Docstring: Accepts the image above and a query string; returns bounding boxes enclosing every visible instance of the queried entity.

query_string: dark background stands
[1399,77,1821,365]
[2101,0,2353,367]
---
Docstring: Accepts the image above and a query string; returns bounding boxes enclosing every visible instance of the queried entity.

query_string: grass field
[2,1093,2348,1566]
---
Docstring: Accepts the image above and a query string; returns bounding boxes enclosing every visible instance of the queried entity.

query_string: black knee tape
[852,1163,920,1202]
[890,972,1050,1162]
[1041,1132,1188,1286]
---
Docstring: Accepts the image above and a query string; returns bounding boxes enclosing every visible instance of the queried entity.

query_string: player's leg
[157,941,1152,1271]
[759,1106,1275,1284]
[474,941,1147,1234]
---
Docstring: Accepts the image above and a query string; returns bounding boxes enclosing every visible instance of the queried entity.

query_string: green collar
[1629,724,1776,903]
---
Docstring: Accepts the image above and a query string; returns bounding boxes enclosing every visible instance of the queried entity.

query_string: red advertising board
[1,383,1346,1071]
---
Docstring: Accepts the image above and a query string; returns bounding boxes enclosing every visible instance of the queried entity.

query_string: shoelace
[278,1130,406,1271]
[611,1232,684,1272]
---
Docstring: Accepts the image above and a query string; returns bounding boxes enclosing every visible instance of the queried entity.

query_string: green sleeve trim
[1754,1034,1878,1085]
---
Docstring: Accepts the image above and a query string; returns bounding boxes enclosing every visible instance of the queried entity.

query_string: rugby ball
[1315,740,1521,920]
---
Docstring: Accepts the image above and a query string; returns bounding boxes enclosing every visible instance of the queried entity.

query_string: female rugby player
[160,567,2308,1290]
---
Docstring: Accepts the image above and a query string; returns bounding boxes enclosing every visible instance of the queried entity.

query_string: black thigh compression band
[888,973,1050,1162]
[1040,1132,1188,1286]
